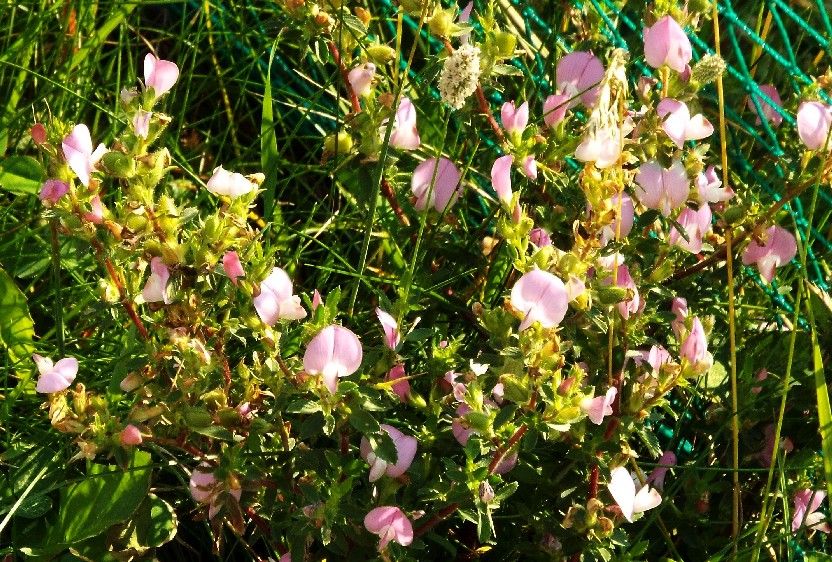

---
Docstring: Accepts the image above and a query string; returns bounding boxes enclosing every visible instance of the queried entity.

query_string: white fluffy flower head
[438,44,481,110]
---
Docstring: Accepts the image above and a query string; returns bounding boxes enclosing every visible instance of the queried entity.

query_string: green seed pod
[367,44,397,65]
[323,131,354,156]
[101,151,136,178]
[428,7,455,38]
[595,284,630,304]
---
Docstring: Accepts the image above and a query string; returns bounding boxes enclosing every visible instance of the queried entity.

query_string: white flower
[438,44,481,110]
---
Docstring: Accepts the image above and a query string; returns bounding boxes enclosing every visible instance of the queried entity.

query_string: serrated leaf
[0,155,45,195]
[348,409,380,435]
[286,398,322,414]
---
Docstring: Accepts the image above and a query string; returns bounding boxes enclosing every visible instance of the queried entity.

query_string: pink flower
[303,325,363,393]
[599,193,635,245]
[33,354,78,393]
[189,464,242,520]
[574,126,623,168]
[375,308,400,350]
[132,110,152,138]
[639,345,672,374]
[792,490,831,533]
[522,155,537,179]
[360,424,418,481]
[543,93,570,127]
[62,124,107,187]
[83,195,105,224]
[491,155,513,207]
[389,97,421,150]
[347,62,376,97]
[696,165,733,203]
[142,257,171,304]
[311,289,323,310]
[758,423,793,466]
[669,205,712,253]
[452,404,476,445]
[611,264,643,319]
[565,275,586,302]
[445,371,468,402]
[501,101,529,135]
[529,227,551,247]
[510,269,568,331]
[364,506,413,550]
[608,466,662,522]
[645,451,676,491]
[643,15,692,73]
[411,157,462,212]
[747,85,783,127]
[635,160,689,216]
[39,179,69,205]
[680,317,712,373]
[120,424,143,446]
[222,251,245,285]
[657,98,714,149]
[741,225,797,283]
[144,53,179,100]
[206,165,256,198]
[797,101,832,150]
[253,267,307,325]
[581,387,617,425]
[386,364,410,401]
[671,297,688,338]
[556,51,605,107]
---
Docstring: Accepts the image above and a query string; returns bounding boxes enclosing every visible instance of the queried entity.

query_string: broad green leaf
[0,155,45,195]
[0,267,35,380]
[129,494,177,549]
[51,449,152,545]
[348,409,380,435]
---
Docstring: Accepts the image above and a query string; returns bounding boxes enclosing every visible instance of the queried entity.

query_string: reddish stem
[92,239,149,341]
[475,85,506,144]
[589,463,599,499]
[327,40,361,114]
[487,424,527,474]
[380,177,410,226]
[413,502,460,538]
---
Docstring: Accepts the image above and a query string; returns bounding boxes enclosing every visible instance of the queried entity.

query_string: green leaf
[192,425,235,441]
[129,494,177,548]
[261,38,282,222]
[286,398,322,414]
[0,155,45,195]
[0,267,35,382]
[51,449,152,545]
[349,409,380,435]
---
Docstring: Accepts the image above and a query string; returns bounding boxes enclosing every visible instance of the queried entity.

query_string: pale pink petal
[189,464,217,504]
[643,16,692,73]
[62,124,94,186]
[411,158,462,212]
[491,155,513,206]
[389,97,421,150]
[522,155,538,179]
[120,424,143,446]
[581,387,617,425]
[132,110,152,138]
[608,466,636,522]
[34,355,78,394]
[797,102,832,150]
[657,98,689,148]
[143,53,180,100]
[303,325,363,392]
[347,63,376,97]
[206,165,256,198]
[386,364,410,401]
[222,251,245,285]
[510,269,568,330]
[747,85,783,127]
[501,101,529,135]
[142,257,171,304]
[633,483,663,513]
[543,93,570,127]
[556,52,605,107]
[39,180,69,205]
[529,228,551,247]
[381,424,418,478]
[375,308,400,350]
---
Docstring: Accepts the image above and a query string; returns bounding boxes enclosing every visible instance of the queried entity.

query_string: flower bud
[355,7,372,26]
[120,424,143,446]
[323,131,354,156]
[494,31,517,58]
[31,123,47,145]
[479,481,495,503]
[367,44,397,65]
[429,7,455,37]
[101,151,136,178]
